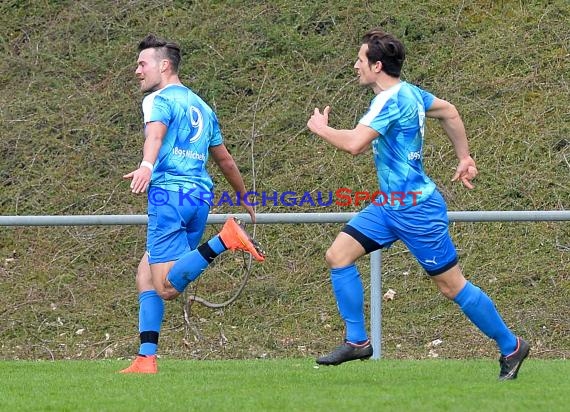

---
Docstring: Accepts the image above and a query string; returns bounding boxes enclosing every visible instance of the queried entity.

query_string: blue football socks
[330,264,368,343]
[167,236,227,293]
[453,281,518,355]
[138,290,164,356]
[207,235,226,255]
[137,237,227,355]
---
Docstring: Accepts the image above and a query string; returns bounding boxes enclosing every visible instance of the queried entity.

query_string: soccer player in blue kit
[121,34,265,374]
[307,28,529,380]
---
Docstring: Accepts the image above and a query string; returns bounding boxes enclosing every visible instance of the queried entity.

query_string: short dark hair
[361,29,405,77]
[138,34,181,73]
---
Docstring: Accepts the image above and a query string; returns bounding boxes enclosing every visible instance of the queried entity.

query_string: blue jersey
[142,84,222,198]
[359,81,437,209]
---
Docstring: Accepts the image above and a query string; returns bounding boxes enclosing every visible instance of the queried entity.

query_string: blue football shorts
[343,189,458,275]
[146,187,210,264]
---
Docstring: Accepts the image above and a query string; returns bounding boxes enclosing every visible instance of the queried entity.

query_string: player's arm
[307,106,378,155]
[123,121,167,194]
[426,98,478,189]
[209,143,256,223]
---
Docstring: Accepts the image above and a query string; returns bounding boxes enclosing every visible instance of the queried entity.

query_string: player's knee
[325,247,349,268]
[136,272,152,288]
[157,288,178,301]
[325,247,335,267]
[432,267,466,300]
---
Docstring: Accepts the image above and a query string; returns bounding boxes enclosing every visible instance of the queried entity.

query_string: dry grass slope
[0,0,568,361]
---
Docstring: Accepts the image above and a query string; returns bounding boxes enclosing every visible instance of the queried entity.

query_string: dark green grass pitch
[0,358,568,411]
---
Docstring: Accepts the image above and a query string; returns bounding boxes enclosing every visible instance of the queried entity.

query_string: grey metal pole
[1,211,570,226]
[369,249,382,359]
[2,210,569,363]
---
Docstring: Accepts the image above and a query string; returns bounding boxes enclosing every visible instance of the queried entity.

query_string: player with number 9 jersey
[142,84,223,200]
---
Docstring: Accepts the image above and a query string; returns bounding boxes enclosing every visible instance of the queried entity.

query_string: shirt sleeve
[359,84,403,136]
[360,97,400,137]
[142,93,171,126]
[209,112,224,147]
[420,88,436,111]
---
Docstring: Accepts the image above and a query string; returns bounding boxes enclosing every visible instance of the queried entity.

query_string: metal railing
[1,210,569,359]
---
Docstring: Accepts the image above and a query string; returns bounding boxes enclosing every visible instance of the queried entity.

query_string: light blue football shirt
[359,81,437,209]
[142,84,222,197]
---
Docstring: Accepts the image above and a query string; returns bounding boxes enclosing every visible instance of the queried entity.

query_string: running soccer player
[120,34,265,374]
[307,28,529,380]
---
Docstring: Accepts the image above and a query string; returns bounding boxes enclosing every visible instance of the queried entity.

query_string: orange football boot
[218,217,265,261]
[119,355,157,374]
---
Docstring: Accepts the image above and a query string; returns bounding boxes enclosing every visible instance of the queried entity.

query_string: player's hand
[243,204,256,224]
[307,106,331,135]
[123,167,152,194]
[452,156,478,189]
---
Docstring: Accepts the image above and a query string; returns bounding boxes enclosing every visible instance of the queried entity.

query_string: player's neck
[160,74,183,89]
[372,75,401,94]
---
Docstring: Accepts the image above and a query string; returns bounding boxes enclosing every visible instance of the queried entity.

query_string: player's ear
[374,60,382,73]
[160,59,168,73]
